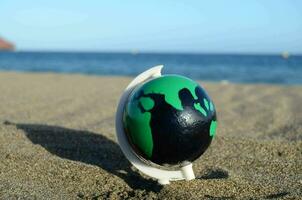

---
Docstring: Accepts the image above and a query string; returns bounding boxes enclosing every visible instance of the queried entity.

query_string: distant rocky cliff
[0,37,15,51]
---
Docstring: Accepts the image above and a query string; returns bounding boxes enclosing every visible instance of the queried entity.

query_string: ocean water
[0,51,302,85]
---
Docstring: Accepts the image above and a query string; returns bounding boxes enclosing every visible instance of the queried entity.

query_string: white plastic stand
[115,65,195,185]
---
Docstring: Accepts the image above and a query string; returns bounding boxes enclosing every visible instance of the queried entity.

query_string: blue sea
[0,51,302,85]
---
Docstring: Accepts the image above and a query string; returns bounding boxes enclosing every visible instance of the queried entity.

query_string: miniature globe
[123,75,217,166]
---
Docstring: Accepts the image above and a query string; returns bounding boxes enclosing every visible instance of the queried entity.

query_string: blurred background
[0,0,301,84]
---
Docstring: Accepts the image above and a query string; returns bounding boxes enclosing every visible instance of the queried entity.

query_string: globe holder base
[115,65,196,185]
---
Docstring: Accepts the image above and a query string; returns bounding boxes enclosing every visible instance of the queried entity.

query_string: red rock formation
[0,37,15,51]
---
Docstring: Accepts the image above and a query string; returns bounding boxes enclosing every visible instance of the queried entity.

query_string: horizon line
[4,49,302,56]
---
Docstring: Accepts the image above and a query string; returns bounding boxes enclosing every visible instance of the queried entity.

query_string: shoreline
[1,70,302,87]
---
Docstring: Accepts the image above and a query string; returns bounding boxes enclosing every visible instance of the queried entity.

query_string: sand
[0,71,301,199]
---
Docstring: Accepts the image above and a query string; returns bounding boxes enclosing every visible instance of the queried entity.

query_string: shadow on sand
[3,121,162,192]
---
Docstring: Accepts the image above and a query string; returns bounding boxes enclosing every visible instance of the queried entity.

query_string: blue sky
[0,0,301,53]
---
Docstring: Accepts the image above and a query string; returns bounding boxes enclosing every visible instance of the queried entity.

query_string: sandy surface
[0,72,301,199]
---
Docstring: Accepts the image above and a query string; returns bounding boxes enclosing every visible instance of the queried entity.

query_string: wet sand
[0,72,301,199]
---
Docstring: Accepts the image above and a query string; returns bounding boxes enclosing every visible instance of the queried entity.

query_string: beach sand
[0,72,301,199]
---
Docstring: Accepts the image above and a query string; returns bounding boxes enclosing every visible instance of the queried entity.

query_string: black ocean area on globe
[124,79,217,166]
[143,87,215,165]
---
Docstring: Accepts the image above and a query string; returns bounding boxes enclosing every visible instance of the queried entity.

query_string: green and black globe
[123,75,217,166]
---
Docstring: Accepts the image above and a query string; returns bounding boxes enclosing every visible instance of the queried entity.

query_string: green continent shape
[204,98,209,110]
[141,75,199,110]
[210,120,217,137]
[139,97,154,111]
[209,101,214,111]
[194,102,207,116]
[124,96,154,158]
